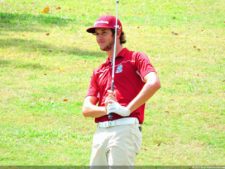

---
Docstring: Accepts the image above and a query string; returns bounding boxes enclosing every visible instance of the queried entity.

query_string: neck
[108,43,123,61]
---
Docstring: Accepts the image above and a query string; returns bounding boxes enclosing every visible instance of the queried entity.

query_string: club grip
[108,81,114,119]
[108,113,114,119]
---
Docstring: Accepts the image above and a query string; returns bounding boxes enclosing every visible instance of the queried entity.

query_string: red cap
[87,15,122,33]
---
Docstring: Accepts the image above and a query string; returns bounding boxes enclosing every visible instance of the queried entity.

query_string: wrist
[126,105,133,113]
[100,106,107,115]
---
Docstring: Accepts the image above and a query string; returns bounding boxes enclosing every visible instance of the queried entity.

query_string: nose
[96,35,102,40]
[96,34,104,41]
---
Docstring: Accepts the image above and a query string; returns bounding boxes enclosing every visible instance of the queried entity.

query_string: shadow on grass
[0,38,104,58]
[0,59,10,66]
[0,12,75,32]
[0,57,49,70]
[0,12,104,61]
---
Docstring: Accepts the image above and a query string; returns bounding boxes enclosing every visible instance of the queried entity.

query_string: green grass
[0,0,225,166]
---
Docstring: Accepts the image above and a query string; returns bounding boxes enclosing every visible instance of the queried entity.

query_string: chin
[100,46,110,51]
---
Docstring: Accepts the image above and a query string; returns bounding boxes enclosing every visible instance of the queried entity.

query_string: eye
[93,33,98,36]
[102,32,107,36]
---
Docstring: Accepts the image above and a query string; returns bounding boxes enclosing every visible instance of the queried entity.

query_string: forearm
[82,99,107,118]
[127,73,161,113]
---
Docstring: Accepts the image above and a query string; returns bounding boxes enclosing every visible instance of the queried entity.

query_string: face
[93,28,114,51]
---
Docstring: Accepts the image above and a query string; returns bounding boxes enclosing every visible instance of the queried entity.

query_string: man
[82,15,161,166]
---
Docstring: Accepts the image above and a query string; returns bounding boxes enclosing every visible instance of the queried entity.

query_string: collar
[105,48,129,64]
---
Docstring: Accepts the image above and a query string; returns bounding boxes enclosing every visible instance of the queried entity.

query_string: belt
[98,117,139,128]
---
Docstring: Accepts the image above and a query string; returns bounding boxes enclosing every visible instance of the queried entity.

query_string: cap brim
[86,26,115,33]
[86,27,96,33]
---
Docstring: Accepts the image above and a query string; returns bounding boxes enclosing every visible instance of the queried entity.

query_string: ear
[117,30,122,38]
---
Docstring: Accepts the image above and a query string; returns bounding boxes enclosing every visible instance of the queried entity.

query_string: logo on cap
[94,20,109,26]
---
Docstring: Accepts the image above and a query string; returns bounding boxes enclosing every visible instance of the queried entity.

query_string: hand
[104,90,117,108]
[107,101,131,117]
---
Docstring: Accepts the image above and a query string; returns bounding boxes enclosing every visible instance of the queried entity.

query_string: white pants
[90,123,142,167]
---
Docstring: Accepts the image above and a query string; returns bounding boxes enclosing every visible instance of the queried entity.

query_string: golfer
[82,15,161,166]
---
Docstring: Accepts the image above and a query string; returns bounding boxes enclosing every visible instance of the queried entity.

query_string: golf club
[108,0,119,120]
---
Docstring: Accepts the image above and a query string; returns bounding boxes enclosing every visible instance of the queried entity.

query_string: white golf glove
[107,101,131,117]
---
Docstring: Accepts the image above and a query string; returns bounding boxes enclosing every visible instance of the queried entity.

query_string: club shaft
[111,0,119,83]
[109,0,119,120]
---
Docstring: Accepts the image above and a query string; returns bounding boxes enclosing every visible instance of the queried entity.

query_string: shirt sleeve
[134,52,156,79]
[86,70,99,97]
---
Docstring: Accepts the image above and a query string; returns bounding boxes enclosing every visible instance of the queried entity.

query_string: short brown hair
[111,29,126,44]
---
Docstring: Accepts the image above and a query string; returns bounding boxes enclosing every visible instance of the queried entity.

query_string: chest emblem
[115,64,123,74]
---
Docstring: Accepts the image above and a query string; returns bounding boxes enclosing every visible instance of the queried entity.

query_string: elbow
[82,106,89,117]
[156,80,161,90]
[145,73,161,91]
[153,80,161,91]
[82,112,89,118]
